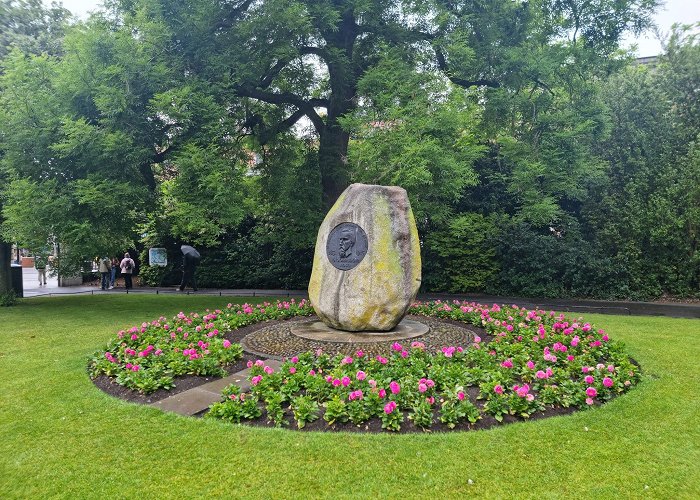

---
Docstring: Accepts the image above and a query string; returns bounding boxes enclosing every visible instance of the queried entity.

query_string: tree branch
[214,0,255,32]
[434,46,500,88]
[235,85,326,134]
[258,108,307,144]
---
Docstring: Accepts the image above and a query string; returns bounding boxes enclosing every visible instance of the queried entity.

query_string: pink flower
[391,342,403,352]
[494,385,504,394]
[291,356,299,363]
[384,401,397,414]
[130,334,138,341]
[222,340,231,348]
[255,360,264,367]
[341,376,351,387]
[289,367,296,374]
[585,397,594,405]
[332,378,341,387]
[536,370,547,379]
[389,381,401,394]
[586,387,598,398]
[584,375,594,384]
[426,379,435,388]
[501,359,513,368]
[378,389,386,399]
[426,396,435,405]
[526,393,534,402]
[526,360,536,370]
[400,350,409,358]
[341,356,353,365]
[356,371,366,381]
[457,391,465,401]
[246,361,253,368]
[582,366,590,373]
[251,375,262,386]
[473,336,481,343]
[607,365,615,373]
[264,365,274,374]
[603,377,613,388]
[418,383,428,393]
[355,350,365,357]
[368,379,377,388]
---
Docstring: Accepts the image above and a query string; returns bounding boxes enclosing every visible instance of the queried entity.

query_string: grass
[0,295,699,499]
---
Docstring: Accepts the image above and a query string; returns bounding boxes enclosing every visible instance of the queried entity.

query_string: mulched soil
[92,316,608,433]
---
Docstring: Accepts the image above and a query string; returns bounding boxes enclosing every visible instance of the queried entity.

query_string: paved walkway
[151,360,281,416]
[17,267,700,319]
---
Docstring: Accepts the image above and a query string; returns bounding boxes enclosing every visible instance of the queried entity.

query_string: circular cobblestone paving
[240,315,479,359]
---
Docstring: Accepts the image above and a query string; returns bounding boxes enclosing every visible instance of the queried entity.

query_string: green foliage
[0,290,17,306]
[290,395,319,429]
[423,213,500,293]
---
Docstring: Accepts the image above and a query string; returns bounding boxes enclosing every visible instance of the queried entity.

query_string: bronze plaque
[326,222,368,270]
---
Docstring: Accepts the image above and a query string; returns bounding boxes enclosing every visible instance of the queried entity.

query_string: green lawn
[1,295,698,499]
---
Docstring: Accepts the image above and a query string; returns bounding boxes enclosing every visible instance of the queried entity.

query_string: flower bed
[206,301,640,431]
[88,299,314,393]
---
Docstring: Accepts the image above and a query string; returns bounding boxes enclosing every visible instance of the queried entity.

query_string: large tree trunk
[318,121,350,209]
[0,241,12,294]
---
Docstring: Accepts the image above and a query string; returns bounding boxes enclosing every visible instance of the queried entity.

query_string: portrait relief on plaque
[326,222,368,270]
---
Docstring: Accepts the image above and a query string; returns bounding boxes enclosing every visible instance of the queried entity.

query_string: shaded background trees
[1,0,698,299]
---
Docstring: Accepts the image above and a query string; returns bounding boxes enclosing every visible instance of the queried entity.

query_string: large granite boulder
[308,183,421,331]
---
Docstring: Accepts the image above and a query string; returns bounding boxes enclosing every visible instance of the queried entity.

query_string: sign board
[148,248,168,267]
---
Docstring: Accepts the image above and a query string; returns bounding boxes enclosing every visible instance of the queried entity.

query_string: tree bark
[318,121,350,208]
[0,241,13,294]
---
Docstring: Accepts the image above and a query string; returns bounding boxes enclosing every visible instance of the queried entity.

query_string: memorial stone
[308,183,421,331]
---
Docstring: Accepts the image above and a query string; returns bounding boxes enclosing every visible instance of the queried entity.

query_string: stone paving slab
[150,359,281,416]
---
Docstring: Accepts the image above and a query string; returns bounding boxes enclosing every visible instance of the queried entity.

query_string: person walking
[179,245,200,291]
[98,256,111,290]
[109,256,119,289]
[120,252,135,290]
[35,252,48,286]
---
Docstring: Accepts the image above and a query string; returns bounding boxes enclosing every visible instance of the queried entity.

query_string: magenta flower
[291,356,299,363]
[309,369,316,376]
[355,350,365,357]
[246,361,253,368]
[389,381,401,394]
[603,377,613,388]
[526,360,536,370]
[457,391,465,401]
[384,401,397,414]
[586,387,598,398]
[341,376,351,387]
[378,389,386,399]
[584,375,594,384]
[501,359,513,368]
[494,385,504,394]
[222,340,231,348]
[400,350,408,358]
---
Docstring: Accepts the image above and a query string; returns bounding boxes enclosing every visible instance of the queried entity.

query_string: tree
[116,0,657,208]
[0,0,71,294]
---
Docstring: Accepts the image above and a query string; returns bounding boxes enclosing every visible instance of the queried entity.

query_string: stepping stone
[150,359,282,416]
